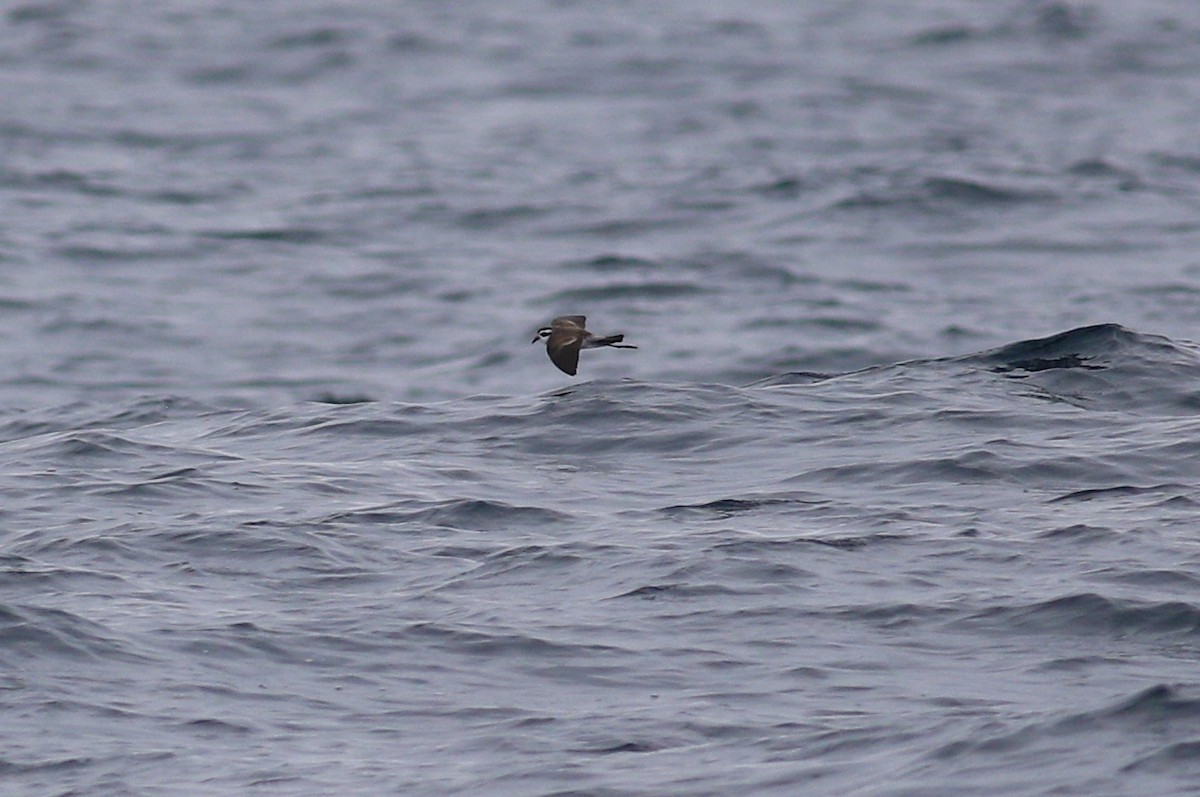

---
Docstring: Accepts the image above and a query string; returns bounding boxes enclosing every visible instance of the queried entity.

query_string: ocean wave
[962,593,1200,637]
[324,498,572,531]
[751,323,1200,415]
[0,603,146,664]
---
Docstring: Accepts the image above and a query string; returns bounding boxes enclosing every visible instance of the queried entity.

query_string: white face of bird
[531,327,553,344]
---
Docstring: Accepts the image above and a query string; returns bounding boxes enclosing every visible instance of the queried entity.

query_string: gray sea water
[4,1,1200,795]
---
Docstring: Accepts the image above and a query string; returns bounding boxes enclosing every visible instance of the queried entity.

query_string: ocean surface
[4,1,1200,795]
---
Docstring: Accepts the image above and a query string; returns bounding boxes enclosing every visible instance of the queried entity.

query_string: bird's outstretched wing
[546,328,583,375]
[552,315,586,330]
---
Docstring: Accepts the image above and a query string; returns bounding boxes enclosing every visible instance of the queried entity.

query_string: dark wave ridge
[754,323,1200,414]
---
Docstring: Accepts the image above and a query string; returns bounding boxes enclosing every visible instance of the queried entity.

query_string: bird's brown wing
[553,315,586,330]
[546,329,583,375]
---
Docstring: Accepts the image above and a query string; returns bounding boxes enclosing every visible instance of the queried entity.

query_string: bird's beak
[530,336,540,344]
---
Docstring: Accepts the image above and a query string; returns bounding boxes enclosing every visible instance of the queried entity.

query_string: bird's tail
[596,334,637,349]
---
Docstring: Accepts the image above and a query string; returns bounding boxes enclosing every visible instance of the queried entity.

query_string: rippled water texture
[3,2,1200,795]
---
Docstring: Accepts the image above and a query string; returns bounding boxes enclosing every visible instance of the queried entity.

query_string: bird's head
[531,326,553,344]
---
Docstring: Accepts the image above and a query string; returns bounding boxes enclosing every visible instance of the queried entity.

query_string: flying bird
[531,315,636,376]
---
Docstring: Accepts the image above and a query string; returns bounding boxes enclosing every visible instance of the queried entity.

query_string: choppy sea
[4,1,1200,795]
